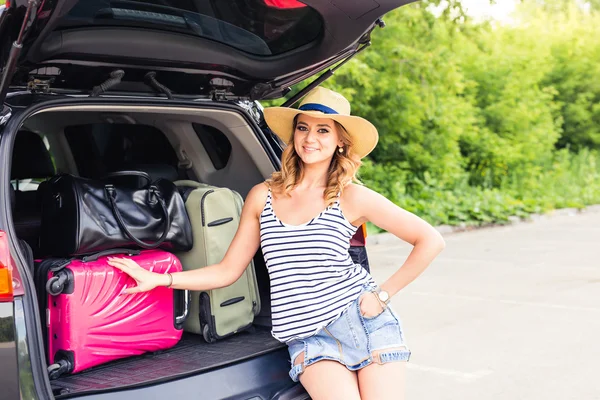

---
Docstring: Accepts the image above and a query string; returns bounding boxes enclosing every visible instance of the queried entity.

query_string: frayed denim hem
[376,348,411,364]
[289,354,374,383]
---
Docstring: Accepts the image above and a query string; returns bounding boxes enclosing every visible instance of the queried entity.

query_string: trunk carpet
[51,327,284,398]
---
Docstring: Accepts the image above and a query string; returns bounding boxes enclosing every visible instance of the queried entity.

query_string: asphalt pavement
[367,209,600,400]
[0,344,19,400]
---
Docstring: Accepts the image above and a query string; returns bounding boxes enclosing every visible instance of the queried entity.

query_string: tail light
[0,231,24,301]
[263,0,306,9]
[349,223,368,247]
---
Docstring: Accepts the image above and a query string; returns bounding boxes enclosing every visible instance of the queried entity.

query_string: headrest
[11,131,56,180]
[128,164,179,182]
[9,185,15,212]
[106,164,179,188]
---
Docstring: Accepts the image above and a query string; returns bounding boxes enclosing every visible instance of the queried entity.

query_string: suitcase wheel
[202,324,216,344]
[47,359,72,380]
[46,275,66,296]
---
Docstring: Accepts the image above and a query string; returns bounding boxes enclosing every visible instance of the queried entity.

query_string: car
[0,1,416,399]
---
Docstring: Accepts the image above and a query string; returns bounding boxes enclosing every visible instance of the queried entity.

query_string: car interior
[8,104,286,396]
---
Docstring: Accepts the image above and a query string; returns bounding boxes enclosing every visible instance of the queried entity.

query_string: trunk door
[0,0,417,101]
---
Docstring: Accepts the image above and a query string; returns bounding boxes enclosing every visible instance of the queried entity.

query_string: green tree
[262,0,600,228]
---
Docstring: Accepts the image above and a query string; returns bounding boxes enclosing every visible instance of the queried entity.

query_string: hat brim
[263,108,378,159]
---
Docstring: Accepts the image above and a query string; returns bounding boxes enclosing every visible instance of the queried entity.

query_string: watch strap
[374,287,391,305]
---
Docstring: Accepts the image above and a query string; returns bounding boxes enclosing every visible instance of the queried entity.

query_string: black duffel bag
[39,172,193,257]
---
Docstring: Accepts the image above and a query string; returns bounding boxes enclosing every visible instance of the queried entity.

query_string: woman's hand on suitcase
[107,257,168,294]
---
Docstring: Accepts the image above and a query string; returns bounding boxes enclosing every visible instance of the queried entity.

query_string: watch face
[379,291,389,302]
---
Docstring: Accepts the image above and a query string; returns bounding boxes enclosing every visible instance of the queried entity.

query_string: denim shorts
[286,284,411,382]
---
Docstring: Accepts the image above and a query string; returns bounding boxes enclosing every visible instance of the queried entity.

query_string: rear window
[58,0,323,56]
[193,123,232,170]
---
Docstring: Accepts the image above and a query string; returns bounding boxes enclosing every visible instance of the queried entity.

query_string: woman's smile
[302,145,319,153]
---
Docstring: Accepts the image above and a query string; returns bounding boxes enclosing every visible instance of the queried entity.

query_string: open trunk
[0,0,417,103]
[9,99,286,398]
[50,328,284,397]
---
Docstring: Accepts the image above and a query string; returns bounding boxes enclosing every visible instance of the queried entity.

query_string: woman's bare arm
[347,184,446,297]
[108,182,268,294]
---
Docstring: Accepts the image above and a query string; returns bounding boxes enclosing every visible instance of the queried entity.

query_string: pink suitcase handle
[176,290,190,328]
[81,248,141,262]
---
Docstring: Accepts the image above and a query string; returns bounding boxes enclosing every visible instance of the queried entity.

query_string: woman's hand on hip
[359,291,385,318]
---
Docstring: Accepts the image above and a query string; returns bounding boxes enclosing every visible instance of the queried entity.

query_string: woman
[108,86,446,399]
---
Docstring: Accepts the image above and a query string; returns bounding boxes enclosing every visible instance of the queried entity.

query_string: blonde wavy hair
[266,115,363,206]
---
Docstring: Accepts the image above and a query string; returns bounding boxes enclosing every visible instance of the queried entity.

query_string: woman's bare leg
[357,347,408,400]
[294,352,361,400]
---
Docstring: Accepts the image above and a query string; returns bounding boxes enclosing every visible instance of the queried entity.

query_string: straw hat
[263,86,378,159]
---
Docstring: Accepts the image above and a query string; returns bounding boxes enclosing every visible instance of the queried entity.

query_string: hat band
[298,103,339,115]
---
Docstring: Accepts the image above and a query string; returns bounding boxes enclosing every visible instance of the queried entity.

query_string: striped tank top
[259,188,376,343]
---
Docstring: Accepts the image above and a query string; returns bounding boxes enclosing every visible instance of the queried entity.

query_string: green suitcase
[174,180,261,343]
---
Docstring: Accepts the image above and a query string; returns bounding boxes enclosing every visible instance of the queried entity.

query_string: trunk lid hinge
[209,78,236,102]
[211,89,229,102]
[27,77,53,94]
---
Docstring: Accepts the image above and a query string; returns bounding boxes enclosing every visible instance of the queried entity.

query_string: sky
[428,0,519,24]
[460,0,518,23]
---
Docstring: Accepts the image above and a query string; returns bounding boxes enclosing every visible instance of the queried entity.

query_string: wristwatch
[374,287,391,305]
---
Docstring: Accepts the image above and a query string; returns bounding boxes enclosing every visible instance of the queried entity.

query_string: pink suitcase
[34,249,189,379]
